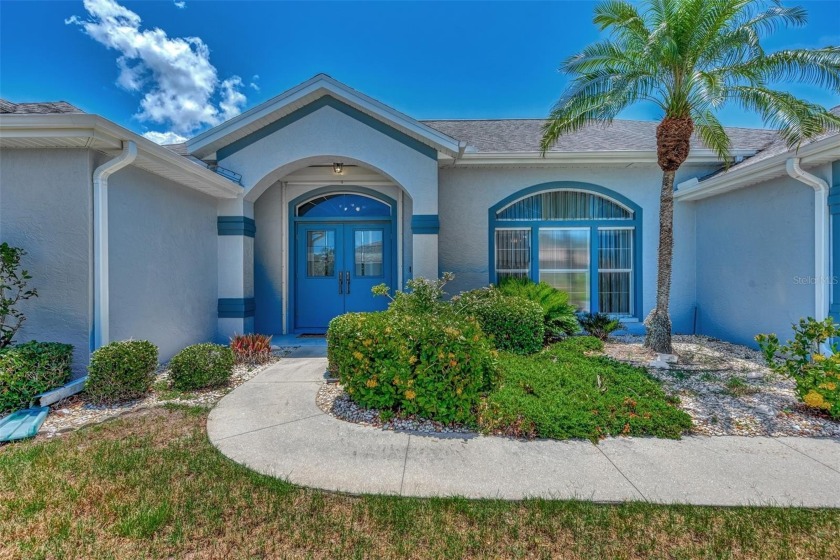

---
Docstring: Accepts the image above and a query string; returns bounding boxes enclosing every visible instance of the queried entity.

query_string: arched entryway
[289,186,398,333]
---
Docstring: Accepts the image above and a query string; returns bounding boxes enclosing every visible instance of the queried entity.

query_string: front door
[295,222,392,332]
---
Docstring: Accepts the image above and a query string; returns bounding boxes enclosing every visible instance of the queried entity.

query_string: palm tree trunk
[645,115,693,354]
[645,170,676,354]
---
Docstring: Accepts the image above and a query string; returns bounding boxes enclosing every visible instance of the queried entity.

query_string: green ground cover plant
[479,337,692,440]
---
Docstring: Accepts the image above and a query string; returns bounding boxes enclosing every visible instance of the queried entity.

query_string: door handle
[346,270,351,294]
[338,271,344,294]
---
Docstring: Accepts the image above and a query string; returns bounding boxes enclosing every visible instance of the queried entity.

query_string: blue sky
[1,0,839,143]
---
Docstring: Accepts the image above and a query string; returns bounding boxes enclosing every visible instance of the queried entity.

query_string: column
[217,197,255,340]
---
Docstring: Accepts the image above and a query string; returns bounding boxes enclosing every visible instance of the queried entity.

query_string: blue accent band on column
[218,298,255,318]
[411,214,440,234]
[218,216,256,237]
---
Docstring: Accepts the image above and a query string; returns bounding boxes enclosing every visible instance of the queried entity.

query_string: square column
[411,215,439,280]
[217,197,255,340]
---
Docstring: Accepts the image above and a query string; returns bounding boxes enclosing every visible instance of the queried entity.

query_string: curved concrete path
[209,349,840,507]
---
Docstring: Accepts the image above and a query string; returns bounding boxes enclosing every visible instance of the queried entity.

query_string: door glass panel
[598,229,633,314]
[297,194,390,217]
[306,230,335,277]
[539,228,590,311]
[495,229,531,282]
[354,230,384,277]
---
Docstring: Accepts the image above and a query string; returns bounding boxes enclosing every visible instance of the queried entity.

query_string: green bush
[454,287,544,354]
[169,343,235,390]
[86,340,158,404]
[498,279,579,339]
[373,272,454,315]
[578,312,624,341]
[756,317,840,419]
[328,309,498,424]
[0,341,73,413]
[478,337,692,441]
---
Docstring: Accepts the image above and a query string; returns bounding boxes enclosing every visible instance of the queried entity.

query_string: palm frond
[692,109,732,162]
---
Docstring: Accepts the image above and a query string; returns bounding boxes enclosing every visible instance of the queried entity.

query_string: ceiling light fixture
[333,162,344,174]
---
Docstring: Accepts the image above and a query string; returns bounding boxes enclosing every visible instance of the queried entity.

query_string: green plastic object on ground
[0,406,49,442]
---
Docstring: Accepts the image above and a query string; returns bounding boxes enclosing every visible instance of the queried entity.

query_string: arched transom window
[296,193,391,217]
[492,186,640,317]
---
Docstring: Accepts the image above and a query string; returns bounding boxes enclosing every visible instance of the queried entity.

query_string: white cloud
[249,74,260,91]
[142,130,188,144]
[66,0,247,138]
[174,1,186,8]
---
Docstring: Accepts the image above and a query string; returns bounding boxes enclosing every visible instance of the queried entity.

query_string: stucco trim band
[218,298,256,318]
[411,214,440,234]
[217,216,256,237]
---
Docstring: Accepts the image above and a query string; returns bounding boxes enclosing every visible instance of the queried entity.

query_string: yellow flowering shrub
[327,308,498,424]
[756,317,840,418]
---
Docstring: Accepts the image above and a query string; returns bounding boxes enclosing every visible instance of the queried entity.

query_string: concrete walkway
[208,349,840,508]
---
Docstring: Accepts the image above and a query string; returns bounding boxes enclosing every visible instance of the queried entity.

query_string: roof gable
[187,74,461,159]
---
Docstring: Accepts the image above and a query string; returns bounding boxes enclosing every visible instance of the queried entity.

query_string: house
[1,75,837,374]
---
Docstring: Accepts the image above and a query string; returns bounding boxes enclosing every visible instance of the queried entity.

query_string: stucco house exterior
[1,75,838,374]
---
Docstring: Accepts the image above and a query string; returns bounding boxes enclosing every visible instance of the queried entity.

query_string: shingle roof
[421,118,779,153]
[163,142,189,156]
[705,105,840,175]
[0,99,83,115]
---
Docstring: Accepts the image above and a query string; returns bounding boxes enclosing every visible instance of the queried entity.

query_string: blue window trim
[217,216,256,237]
[830,160,840,320]
[217,95,438,161]
[218,298,255,318]
[488,181,643,319]
[287,186,398,333]
[411,214,440,234]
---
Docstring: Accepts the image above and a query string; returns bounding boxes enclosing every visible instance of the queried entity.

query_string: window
[492,186,639,317]
[297,193,390,217]
[495,229,531,281]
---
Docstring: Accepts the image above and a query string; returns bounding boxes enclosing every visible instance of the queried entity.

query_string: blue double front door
[295,221,393,332]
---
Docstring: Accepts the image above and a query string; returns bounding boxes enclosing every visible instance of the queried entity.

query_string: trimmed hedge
[86,340,158,404]
[169,343,235,390]
[454,288,544,354]
[0,341,73,413]
[328,310,498,424]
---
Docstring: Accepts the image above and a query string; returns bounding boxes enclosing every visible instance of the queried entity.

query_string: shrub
[477,337,692,441]
[578,312,623,341]
[328,309,498,424]
[373,272,454,315]
[230,333,273,365]
[1,242,38,349]
[498,279,579,339]
[169,343,235,390]
[0,341,73,413]
[86,340,158,404]
[453,287,544,354]
[756,317,840,419]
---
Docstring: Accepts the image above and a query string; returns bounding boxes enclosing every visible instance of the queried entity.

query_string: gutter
[786,157,830,322]
[93,140,137,349]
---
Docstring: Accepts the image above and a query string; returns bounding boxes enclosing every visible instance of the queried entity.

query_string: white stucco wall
[0,148,94,374]
[107,164,219,363]
[437,164,708,332]
[692,167,829,347]
[219,103,439,214]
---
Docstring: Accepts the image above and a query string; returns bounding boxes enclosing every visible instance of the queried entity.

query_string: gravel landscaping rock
[604,335,840,437]
[33,348,295,440]
[316,382,473,435]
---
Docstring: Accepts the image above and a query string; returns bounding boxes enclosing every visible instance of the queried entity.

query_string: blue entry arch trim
[488,181,643,319]
[288,185,399,333]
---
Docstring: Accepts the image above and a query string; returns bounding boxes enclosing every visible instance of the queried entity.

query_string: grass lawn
[1,407,838,559]
[479,337,693,440]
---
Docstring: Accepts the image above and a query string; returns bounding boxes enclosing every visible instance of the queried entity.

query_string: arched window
[491,184,641,317]
[296,193,391,217]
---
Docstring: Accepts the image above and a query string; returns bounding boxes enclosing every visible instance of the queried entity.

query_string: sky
[1,0,839,143]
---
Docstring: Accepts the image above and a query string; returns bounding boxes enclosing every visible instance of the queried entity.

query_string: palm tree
[541,0,840,353]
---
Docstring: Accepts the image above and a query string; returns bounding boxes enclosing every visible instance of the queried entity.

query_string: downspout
[786,157,829,321]
[93,141,137,349]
